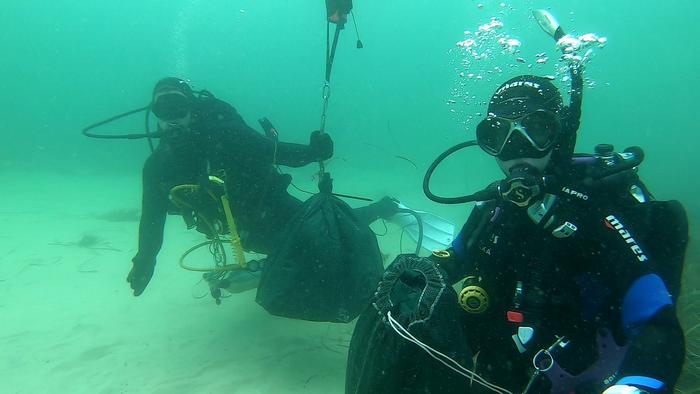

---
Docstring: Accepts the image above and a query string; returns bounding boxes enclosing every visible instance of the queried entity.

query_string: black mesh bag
[255,192,384,323]
[346,254,473,394]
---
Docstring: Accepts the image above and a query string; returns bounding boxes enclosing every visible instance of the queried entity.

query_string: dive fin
[389,203,455,253]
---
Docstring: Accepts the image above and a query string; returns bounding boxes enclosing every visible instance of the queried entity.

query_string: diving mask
[477,110,561,160]
[152,92,191,121]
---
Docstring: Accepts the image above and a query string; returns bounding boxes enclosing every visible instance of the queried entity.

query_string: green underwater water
[2,0,698,215]
[1,0,698,391]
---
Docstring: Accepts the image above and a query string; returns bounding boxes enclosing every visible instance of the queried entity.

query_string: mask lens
[152,93,190,120]
[497,132,550,161]
[477,117,511,155]
[521,111,560,150]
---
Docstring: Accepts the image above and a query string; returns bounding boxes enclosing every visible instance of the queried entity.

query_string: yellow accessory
[432,249,451,259]
[458,276,489,314]
[170,174,247,273]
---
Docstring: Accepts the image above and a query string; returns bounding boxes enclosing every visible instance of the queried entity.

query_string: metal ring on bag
[533,349,554,372]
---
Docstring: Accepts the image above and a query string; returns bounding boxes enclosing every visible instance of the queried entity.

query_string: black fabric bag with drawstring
[255,192,384,323]
[345,254,473,394]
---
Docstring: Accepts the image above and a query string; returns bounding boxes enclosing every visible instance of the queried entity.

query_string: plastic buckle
[507,310,524,323]
[552,221,577,238]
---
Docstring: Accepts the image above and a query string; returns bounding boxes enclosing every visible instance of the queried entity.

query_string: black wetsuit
[436,171,686,393]
[132,95,320,269]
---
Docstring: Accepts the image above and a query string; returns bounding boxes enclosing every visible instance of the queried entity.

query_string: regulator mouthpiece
[498,164,544,208]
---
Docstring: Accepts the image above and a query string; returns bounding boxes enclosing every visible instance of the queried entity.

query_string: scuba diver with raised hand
[127,77,332,296]
[436,75,685,394]
[127,77,397,297]
[347,10,687,394]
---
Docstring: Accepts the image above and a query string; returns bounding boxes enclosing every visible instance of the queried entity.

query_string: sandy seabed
[2,170,697,393]
[0,172,406,394]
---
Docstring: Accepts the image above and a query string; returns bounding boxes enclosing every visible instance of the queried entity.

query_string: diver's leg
[204,192,303,302]
[244,191,303,254]
[353,196,400,227]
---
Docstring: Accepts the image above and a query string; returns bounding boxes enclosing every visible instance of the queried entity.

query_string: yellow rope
[169,179,247,272]
[220,193,247,268]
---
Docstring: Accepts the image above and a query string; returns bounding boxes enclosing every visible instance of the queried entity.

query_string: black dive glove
[309,130,333,161]
[127,258,155,296]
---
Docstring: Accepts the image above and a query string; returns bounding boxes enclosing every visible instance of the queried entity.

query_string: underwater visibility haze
[0,0,698,392]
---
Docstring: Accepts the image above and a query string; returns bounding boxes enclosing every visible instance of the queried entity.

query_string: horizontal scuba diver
[348,11,687,394]
[128,78,397,296]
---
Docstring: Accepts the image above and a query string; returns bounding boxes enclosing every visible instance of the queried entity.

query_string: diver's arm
[564,63,584,134]
[274,130,333,167]
[133,156,169,265]
[205,96,332,168]
[433,202,494,285]
[275,141,318,167]
[532,9,583,134]
[221,109,326,168]
[615,306,685,393]
[609,262,684,392]
[128,153,170,296]
[594,214,685,392]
